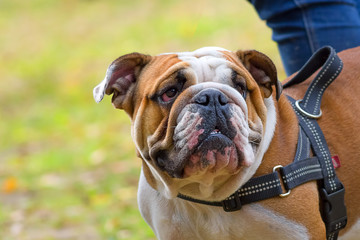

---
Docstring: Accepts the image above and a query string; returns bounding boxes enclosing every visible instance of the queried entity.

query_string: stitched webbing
[283,46,343,116]
[284,46,347,240]
[177,156,324,210]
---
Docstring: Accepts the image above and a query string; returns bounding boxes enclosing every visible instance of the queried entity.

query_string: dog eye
[236,82,246,93]
[236,83,247,99]
[161,88,179,102]
[232,71,247,98]
[157,71,187,104]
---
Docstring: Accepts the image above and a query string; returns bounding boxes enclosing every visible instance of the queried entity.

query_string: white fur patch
[177,47,232,84]
[93,72,108,103]
[259,97,277,161]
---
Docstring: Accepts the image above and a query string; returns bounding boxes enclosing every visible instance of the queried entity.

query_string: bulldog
[93,47,360,239]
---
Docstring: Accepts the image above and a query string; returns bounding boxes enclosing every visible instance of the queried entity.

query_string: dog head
[94,47,281,201]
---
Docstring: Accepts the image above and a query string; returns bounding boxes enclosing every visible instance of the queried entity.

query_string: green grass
[0,0,285,239]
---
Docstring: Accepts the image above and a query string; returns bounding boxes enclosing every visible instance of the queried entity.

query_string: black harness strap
[179,171,283,211]
[177,46,347,240]
[284,46,347,240]
[288,97,347,240]
[178,156,324,209]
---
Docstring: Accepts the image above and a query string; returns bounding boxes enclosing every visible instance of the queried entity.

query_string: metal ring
[273,165,291,198]
[279,189,291,198]
[273,165,283,172]
[295,99,322,119]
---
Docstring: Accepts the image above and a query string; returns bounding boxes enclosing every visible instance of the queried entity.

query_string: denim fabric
[249,0,360,75]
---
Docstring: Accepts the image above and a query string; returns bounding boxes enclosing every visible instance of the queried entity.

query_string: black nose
[194,89,228,107]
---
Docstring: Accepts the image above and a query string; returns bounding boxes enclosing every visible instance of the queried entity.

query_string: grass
[0,0,285,239]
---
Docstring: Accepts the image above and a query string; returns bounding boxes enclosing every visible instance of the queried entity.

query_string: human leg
[249,0,360,75]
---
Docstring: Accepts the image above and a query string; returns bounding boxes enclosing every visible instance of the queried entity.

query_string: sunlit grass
[0,0,284,239]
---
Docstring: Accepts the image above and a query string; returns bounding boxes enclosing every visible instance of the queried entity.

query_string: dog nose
[194,89,228,107]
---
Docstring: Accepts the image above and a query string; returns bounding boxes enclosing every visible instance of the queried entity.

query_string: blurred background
[0,0,285,239]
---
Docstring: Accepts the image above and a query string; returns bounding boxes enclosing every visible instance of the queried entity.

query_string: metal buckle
[222,193,242,212]
[320,186,347,233]
[273,165,291,197]
[295,99,322,119]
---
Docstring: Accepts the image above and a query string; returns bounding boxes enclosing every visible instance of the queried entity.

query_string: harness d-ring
[295,99,322,119]
[273,165,291,197]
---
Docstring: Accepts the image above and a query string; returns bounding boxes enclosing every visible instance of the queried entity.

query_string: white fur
[93,72,108,103]
[261,98,277,159]
[177,47,232,84]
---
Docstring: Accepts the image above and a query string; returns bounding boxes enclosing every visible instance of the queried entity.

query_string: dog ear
[93,53,152,109]
[236,50,282,100]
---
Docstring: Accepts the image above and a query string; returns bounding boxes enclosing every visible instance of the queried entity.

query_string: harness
[177,46,347,240]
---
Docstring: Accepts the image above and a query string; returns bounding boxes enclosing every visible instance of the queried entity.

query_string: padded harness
[177,46,347,240]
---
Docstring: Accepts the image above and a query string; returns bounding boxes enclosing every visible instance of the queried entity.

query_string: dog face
[94,47,281,200]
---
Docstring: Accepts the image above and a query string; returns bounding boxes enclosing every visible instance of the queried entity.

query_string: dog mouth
[210,128,221,134]
[181,126,244,178]
[195,127,233,152]
[153,123,246,179]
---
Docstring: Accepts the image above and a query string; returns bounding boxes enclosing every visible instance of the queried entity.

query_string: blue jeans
[249,0,360,75]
